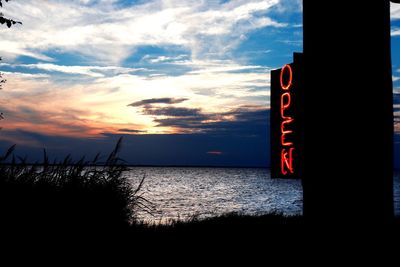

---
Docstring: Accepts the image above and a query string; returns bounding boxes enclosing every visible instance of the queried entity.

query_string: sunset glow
[0,0,398,167]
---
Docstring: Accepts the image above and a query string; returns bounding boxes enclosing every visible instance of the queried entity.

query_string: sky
[0,0,399,167]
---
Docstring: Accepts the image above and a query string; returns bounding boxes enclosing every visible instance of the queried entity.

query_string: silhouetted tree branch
[0,0,21,90]
[0,0,21,28]
[0,0,21,123]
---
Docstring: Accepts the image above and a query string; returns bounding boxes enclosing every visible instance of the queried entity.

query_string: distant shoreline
[125,165,269,169]
[0,162,270,169]
[1,162,399,171]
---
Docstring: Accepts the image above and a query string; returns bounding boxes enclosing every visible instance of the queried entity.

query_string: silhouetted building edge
[301,0,394,222]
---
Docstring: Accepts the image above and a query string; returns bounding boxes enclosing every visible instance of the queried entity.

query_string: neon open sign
[270,53,303,179]
[279,64,295,175]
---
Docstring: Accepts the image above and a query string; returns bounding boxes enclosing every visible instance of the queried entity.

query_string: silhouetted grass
[0,137,153,236]
[131,212,303,233]
[126,212,400,251]
[1,139,399,247]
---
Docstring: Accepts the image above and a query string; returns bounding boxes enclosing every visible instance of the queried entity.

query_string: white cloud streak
[391,2,400,20]
[0,0,282,64]
[143,55,188,64]
[1,63,143,77]
[392,28,400,36]
[0,41,53,61]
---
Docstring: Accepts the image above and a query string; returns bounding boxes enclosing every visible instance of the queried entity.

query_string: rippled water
[128,168,400,224]
[394,171,400,215]
[128,167,302,223]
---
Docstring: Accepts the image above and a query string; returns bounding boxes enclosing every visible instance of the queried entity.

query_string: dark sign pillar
[302,0,394,221]
[271,53,304,179]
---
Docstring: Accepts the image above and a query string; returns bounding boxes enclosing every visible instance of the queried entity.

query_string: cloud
[128,97,188,107]
[0,1,273,140]
[0,0,275,139]
[118,128,146,133]
[13,63,103,77]
[0,60,270,138]
[139,103,270,136]
[395,92,400,133]
[392,2,400,20]
[187,64,266,74]
[278,40,302,46]
[0,71,55,98]
[0,71,50,80]
[1,62,143,77]
[0,71,148,138]
[0,101,147,139]
[0,41,53,61]
[142,55,188,64]
[0,0,283,64]
[0,105,105,138]
[95,64,270,110]
[392,28,400,37]
[271,0,302,14]
[143,106,202,117]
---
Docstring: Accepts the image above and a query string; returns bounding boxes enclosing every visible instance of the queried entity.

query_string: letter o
[280,64,293,90]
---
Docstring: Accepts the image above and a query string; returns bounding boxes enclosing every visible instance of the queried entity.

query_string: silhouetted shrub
[0,137,152,236]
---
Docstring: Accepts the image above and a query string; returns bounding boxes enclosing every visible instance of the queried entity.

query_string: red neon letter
[280,64,292,90]
[281,148,294,175]
[280,92,291,119]
[281,118,294,146]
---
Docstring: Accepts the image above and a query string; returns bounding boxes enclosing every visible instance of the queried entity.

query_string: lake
[127,167,400,224]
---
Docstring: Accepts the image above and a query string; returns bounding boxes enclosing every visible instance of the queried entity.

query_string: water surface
[128,167,302,223]
[128,167,400,224]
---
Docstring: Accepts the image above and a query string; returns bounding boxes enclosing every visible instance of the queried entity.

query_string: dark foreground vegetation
[0,138,152,236]
[1,140,399,251]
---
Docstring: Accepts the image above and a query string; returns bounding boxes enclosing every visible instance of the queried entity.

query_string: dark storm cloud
[118,128,146,133]
[205,108,269,136]
[127,97,188,107]
[129,96,269,136]
[151,105,270,136]
[143,106,203,117]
